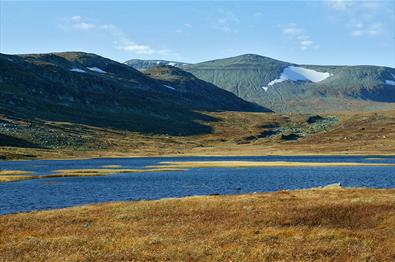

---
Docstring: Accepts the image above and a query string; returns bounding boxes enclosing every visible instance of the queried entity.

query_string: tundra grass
[0,168,186,183]
[0,175,38,182]
[153,160,395,169]
[0,170,33,175]
[0,188,394,261]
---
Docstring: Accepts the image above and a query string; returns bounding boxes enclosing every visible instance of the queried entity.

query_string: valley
[0,109,394,160]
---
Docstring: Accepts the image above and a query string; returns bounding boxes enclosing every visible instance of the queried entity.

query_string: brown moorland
[0,110,394,160]
[0,188,394,261]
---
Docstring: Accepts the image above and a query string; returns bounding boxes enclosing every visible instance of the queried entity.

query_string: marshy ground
[0,187,394,261]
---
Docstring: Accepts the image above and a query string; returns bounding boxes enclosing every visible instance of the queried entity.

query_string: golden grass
[53,168,187,175]
[101,165,122,168]
[0,170,33,175]
[0,188,394,261]
[0,175,38,182]
[0,168,187,183]
[154,160,395,169]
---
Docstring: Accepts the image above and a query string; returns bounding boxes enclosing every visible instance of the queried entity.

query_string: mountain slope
[144,65,267,112]
[180,54,395,112]
[0,52,266,136]
[125,59,189,71]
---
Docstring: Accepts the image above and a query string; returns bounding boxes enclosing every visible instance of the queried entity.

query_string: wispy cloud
[326,0,354,11]
[350,22,382,37]
[325,0,389,38]
[61,16,179,58]
[68,16,96,30]
[176,23,193,34]
[282,23,319,51]
[215,10,240,33]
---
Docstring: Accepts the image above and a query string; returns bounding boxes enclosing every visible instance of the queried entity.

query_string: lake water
[1,155,395,215]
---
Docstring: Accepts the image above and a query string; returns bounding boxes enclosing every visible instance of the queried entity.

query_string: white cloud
[73,22,96,30]
[215,10,240,33]
[116,43,155,55]
[325,0,388,38]
[71,16,82,22]
[61,16,179,58]
[350,22,382,37]
[326,0,354,11]
[282,23,319,51]
[176,23,192,34]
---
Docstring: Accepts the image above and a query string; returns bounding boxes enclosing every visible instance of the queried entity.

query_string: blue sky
[1,0,394,67]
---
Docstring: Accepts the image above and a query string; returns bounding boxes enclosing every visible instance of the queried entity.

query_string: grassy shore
[0,168,187,183]
[154,160,395,168]
[0,188,394,261]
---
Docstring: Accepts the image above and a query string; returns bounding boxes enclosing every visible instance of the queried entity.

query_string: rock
[281,133,301,141]
[307,115,324,124]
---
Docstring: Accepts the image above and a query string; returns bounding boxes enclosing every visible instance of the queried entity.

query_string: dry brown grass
[0,170,33,175]
[0,168,187,183]
[1,110,394,160]
[0,188,394,261]
[0,175,38,182]
[154,160,395,169]
[101,165,122,168]
[53,168,187,175]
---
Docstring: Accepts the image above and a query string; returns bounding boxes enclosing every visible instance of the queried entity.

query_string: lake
[1,155,395,215]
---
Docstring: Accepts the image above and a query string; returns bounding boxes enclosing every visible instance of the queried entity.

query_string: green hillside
[180,54,395,112]
[0,52,266,136]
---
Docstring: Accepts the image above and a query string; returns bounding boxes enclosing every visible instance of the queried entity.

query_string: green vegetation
[181,54,395,112]
[0,52,264,138]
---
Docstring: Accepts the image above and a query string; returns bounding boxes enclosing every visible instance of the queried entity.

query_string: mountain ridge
[0,52,267,136]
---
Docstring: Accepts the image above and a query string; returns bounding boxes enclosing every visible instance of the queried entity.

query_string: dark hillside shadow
[0,134,42,148]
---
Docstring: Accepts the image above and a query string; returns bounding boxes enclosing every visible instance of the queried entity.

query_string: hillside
[144,65,266,112]
[0,52,265,136]
[0,109,394,160]
[180,54,395,113]
[125,59,189,71]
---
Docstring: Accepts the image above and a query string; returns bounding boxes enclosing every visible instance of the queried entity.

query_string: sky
[1,0,394,67]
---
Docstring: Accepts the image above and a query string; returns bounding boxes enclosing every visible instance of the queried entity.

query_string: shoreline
[1,151,395,162]
[0,185,390,216]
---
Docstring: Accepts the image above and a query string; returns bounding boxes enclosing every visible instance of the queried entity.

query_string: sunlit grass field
[1,188,394,261]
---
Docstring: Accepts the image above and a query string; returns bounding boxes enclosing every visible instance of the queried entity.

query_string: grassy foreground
[1,188,394,261]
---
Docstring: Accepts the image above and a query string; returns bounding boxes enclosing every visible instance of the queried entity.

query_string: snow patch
[262,66,332,91]
[269,66,331,86]
[167,62,176,66]
[391,73,395,79]
[70,68,86,73]
[163,85,176,90]
[87,67,106,73]
[385,80,395,86]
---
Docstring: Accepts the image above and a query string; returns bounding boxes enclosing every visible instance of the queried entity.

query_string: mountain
[180,54,395,112]
[124,59,189,71]
[144,65,265,112]
[0,52,267,136]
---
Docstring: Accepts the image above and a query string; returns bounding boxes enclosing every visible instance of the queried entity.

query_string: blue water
[1,156,394,215]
